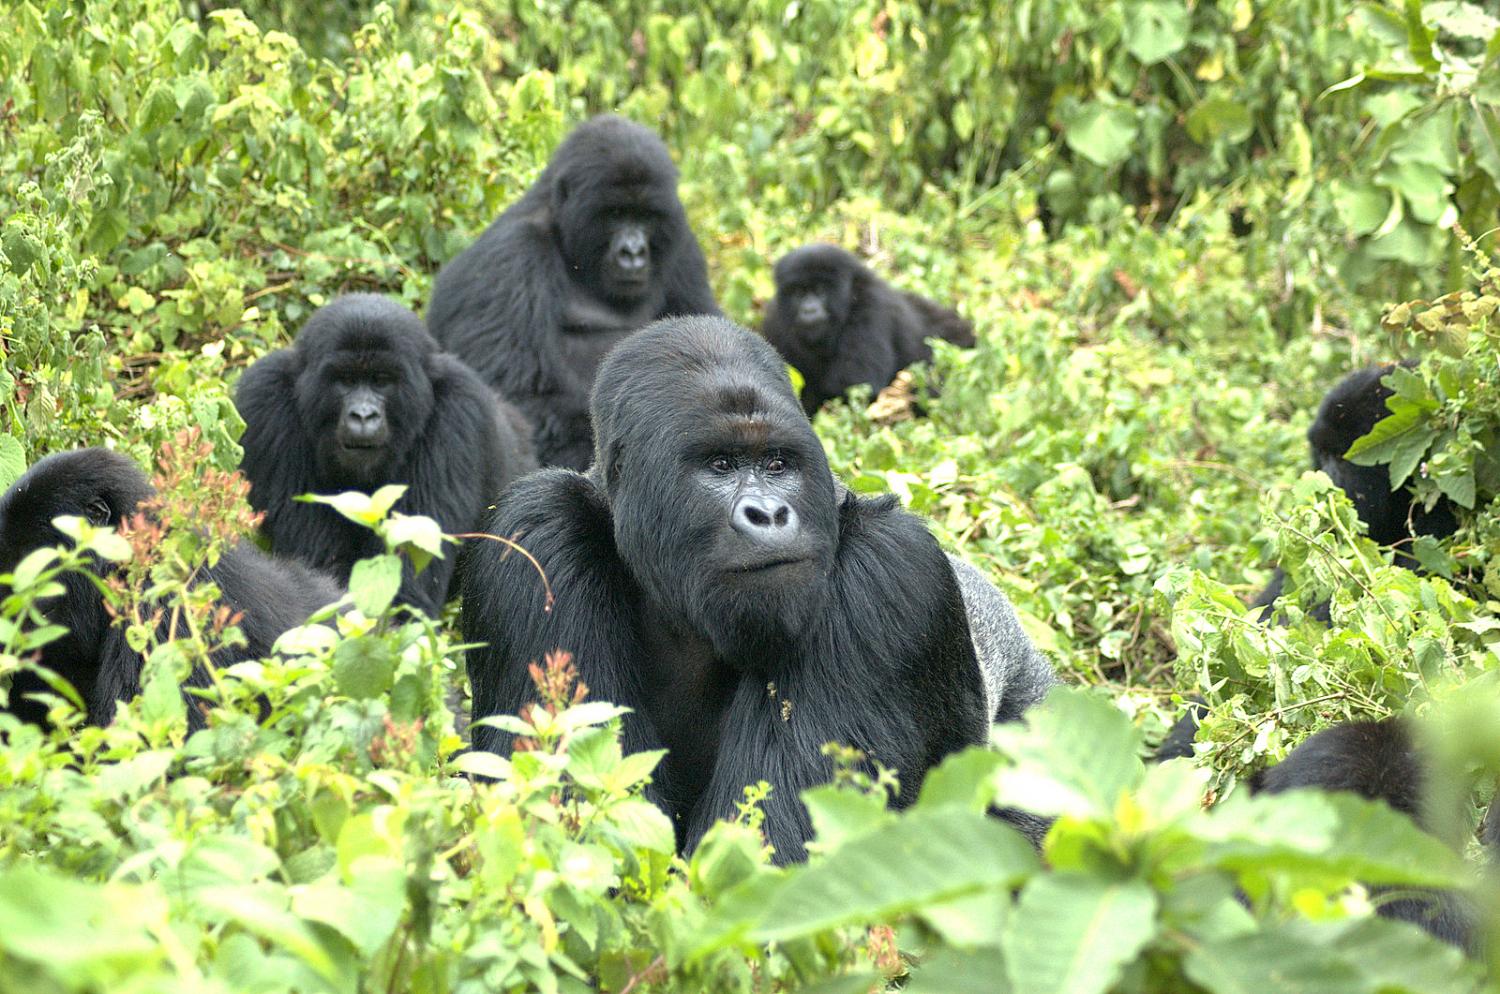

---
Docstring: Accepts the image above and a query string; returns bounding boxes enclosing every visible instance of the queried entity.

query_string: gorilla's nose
[344,402,385,442]
[731,492,799,546]
[616,229,649,272]
[796,295,826,324]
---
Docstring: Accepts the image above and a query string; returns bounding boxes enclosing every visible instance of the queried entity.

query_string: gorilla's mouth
[733,556,810,574]
[338,440,386,451]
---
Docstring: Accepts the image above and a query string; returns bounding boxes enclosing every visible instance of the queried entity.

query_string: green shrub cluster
[1,0,1500,990]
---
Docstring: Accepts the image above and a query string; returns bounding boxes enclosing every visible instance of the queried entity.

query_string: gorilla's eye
[765,456,789,475]
[83,498,111,526]
[709,456,734,474]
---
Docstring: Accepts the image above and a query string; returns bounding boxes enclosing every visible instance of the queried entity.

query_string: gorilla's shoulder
[833,489,954,602]
[478,468,616,565]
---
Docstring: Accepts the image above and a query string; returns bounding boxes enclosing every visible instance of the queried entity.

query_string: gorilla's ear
[83,496,113,526]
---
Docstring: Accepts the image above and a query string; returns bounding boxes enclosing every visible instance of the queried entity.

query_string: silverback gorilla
[236,295,535,616]
[458,316,1055,863]
[0,449,342,730]
[1253,362,1459,616]
[761,244,975,415]
[426,116,720,470]
[1250,719,1484,952]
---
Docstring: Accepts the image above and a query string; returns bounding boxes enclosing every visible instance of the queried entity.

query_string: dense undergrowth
[2,0,1500,990]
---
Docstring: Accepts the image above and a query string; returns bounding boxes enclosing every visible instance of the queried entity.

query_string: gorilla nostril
[773,505,790,527]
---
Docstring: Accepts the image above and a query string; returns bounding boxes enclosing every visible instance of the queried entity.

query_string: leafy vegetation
[1,0,1500,990]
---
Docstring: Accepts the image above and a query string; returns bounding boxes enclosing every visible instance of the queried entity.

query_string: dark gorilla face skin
[592,319,840,667]
[551,131,679,309]
[294,296,436,488]
[0,450,151,726]
[1307,362,1457,551]
[771,246,856,355]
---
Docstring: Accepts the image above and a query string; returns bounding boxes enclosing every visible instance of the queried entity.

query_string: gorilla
[1253,362,1458,615]
[0,449,342,730]
[458,316,1055,862]
[426,116,720,470]
[761,244,976,416]
[236,294,536,616]
[1250,718,1483,952]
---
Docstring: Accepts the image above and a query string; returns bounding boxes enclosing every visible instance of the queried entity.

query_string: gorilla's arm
[392,355,510,615]
[945,554,1058,723]
[234,349,349,567]
[459,470,667,764]
[684,493,986,863]
[660,229,721,318]
[902,291,976,349]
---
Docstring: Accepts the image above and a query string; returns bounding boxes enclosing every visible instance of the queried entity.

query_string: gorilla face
[1308,363,1456,550]
[549,123,684,306]
[0,449,151,649]
[593,318,840,667]
[771,245,857,353]
[293,296,437,487]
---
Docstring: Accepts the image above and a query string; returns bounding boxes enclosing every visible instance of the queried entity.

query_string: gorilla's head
[546,116,686,304]
[769,244,861,354]
[1308,361,1456,549]
[292,295,438,487]
[0,448,152,649]
[590,317,840,665]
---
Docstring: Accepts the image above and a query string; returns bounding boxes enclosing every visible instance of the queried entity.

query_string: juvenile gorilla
[761,244,975,415]
[1253,362,1459,615]
[0,449,341,730]
[427,116,720,470]
[1251,719,1483,952]
[236,294,535,615]
[459,316,1053,863]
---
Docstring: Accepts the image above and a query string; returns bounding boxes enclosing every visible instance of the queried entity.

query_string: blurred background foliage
[3,0,1500,990]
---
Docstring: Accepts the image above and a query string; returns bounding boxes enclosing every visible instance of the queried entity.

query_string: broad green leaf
[803,785,895,852]
[1061,101,1138,168]
[906,947,1011,994]
[744,807,1038,944]
[291,860,406,958]
[1333,182,1391,237]
[1001,875,1157,994]
[348,554,402,616]
[915,746,1003,811]
[332,636,396,700]
[606,797,676,854]
[990,687,1144,820]
[1185,98,1252,145]
[0,436,25,490]
[1124,1,1190,65]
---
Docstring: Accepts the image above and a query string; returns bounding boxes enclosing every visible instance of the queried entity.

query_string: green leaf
[1061,101,1138,168]
[990,687,1144,820]
[1001,875,1157,994]
[606,797,676,854]
[292,861,407,957]
[906,948,1012,994]
[1185,97,1253,145]
[332,636,396,700]
[348,554,402,616]
[726,807,1038,947]
[1124,1,1190,65]
[1333,183,1391,236]
[916,746,1003,811]
[0,436,25,490]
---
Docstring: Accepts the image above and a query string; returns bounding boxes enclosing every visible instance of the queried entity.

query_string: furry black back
[0,449,342,730]
[236,294,535,615]
[427,116,719,470]
[762,244,973,414]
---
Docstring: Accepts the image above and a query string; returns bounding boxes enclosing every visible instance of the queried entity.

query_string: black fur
[236,294,535,615]
[1250,718,1479,952]
[761,244,975,416]
[427,116,720,470]
[0,449,342,730]
[1255,363,1459,616]
[458,316,987,863]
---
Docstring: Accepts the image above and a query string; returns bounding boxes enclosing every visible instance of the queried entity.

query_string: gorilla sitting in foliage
[761,244,975,415]
[1253,362,1459,616]
[0,449,342,730]
[459,316,1055,862]
[427,116,720,470]
[236,295,535,616]
[1250,718,1484,952]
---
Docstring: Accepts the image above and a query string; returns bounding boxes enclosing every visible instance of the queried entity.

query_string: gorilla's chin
[332,444,390,485]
